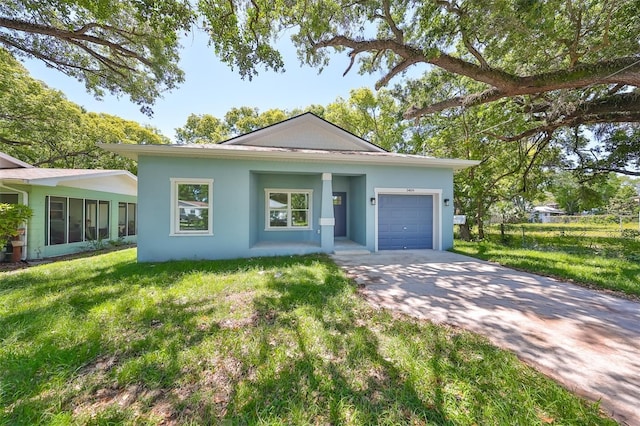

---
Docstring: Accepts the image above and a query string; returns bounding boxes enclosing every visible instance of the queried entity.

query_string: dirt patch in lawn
[69,353,255,424]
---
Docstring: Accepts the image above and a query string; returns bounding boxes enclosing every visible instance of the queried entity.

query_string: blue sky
[22,30,386,140]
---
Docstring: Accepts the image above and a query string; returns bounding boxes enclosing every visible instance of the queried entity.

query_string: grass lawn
[1,248,615,425]
[454,223,640,298]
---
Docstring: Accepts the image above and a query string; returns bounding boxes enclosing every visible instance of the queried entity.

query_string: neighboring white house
[530,205,565,223]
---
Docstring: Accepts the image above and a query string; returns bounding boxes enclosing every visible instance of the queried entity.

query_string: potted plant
[0,203,33,262]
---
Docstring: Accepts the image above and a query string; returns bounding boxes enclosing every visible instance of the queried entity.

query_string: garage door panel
[418,224,433,233]
[404,224,418,232]
[386,210,408,220]
[378,194,433,250]
[389,224,406,232]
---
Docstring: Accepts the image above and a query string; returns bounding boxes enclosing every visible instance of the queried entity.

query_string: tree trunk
[476,200,486,240]
[458,223,472,241]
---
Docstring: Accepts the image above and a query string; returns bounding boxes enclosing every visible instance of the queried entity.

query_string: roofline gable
[0,152,35,169]
[219,112,387,152]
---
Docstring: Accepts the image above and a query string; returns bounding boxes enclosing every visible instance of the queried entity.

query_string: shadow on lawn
[0,251,613,424]
[1,252,455,424]
[1,252,297,422]
[219,264,453,425]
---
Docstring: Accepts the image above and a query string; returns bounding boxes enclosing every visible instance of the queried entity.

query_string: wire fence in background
[482,216,640,253]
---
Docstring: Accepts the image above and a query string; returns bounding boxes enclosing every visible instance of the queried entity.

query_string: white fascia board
[99,143,479,170]
[28,170,137,186]
[58,176,137,196]
[26,171,137,195]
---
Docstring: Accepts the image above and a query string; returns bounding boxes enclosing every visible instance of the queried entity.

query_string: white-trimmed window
[265,189,312,230]
[171,178,213,235]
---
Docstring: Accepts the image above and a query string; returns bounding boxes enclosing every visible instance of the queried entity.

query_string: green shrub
[621,229,640,239]
[0,203,33,243]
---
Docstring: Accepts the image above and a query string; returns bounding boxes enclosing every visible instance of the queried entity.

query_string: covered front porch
[248,171,369,255]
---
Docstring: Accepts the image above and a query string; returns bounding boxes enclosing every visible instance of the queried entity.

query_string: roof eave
[1,170,137,186]
[98,143,479,170]
[42,170,138,184]
[0,178,28,185]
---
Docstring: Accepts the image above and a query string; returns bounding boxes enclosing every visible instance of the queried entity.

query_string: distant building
[530,205,565,223]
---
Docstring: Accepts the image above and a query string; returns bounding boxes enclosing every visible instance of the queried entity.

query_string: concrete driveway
[332,250,640,425]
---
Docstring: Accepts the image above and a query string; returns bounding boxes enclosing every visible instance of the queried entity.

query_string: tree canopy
[201,0,639,174]
[5,0,638,153]
[0,48,169,173]
[4,0,638,143]
[174,88,405,149]
[548,171,620,215]
[202,0,639,122]
[174,107,289,144]
[0,0,193,114]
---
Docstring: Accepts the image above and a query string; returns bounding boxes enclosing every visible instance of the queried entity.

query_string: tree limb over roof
[0,0,194,115]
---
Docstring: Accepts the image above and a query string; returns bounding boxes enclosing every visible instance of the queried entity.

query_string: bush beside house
[0,203,33,261]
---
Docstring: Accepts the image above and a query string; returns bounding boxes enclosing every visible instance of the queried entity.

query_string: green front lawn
[1,249,614,424]
[455,223,640,298]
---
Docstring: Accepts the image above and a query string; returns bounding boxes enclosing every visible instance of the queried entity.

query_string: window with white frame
[265,189,312,230]
[171,178,213,235]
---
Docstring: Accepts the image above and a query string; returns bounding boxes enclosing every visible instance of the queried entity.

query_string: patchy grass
[455,223,640,298]
[1,249,614,425]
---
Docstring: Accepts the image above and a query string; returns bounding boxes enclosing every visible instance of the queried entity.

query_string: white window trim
[170,178,213,236]
[264,189,313,231]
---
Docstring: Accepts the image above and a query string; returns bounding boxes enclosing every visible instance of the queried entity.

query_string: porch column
[319,172,334,253]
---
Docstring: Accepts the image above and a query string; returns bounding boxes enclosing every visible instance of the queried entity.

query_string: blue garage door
[378,194,433,250]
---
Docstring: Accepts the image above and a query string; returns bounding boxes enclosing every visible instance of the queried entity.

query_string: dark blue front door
[333,192,347,237]
[378,194,433,249]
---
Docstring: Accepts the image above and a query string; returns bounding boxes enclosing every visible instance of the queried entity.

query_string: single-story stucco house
[100,113,478,262]
[0,151,137,261]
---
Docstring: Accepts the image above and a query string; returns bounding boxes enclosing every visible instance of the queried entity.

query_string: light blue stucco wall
[2,184,136,260]
[366,166,454,250]
[139,156,251,262]
[252,173,322,245]
[137,155,455,262]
